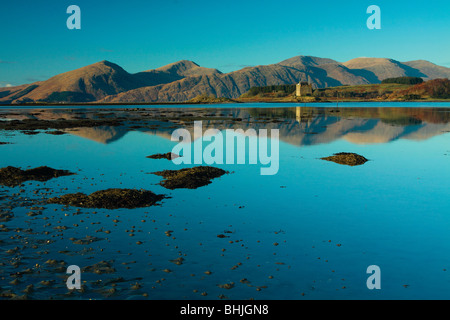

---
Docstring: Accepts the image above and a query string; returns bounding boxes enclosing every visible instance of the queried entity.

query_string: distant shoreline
[1,99,450,108]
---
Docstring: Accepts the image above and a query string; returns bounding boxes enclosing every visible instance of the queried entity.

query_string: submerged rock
[146,152,179,160]
[152,166,228,190]
[0,118,123,131]
[47,188,165,209]
[169,257,184,265]
[217,282,235,289]
[71,235,103,245]
[82,260,116,274]
[45,130,66,135]
[0,166,75,187]
[321,152,369,166]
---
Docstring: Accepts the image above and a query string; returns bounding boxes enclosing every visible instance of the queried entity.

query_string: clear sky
[1,0,449,87]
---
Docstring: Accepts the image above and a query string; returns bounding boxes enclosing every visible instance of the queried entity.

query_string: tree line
[381,77,424,85]
[246,85,296,96]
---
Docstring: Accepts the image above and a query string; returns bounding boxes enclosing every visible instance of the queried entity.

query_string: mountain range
[1,56,449,104]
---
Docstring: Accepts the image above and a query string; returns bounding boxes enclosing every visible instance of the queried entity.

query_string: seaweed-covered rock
[321,152,369,166]
[146,152,179,160]
[45,130,66,135]
[47,188,165,209]
[0,166,75,187]
[0,118,123,131]
[152,166,228,190]
[217,282,235,289]
[82,260,116,274]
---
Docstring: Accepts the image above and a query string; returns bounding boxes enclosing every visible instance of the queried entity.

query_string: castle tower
[296,81,313,97]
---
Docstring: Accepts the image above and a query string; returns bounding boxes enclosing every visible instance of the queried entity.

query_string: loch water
[0,102,449,300]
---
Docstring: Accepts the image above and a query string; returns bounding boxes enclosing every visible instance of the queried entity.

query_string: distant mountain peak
[157,60,200,70]
[75,60,128,75]
[278,55,339,67]
[344,57,398,66]
[96,60,120,67]
[153,60,221,77]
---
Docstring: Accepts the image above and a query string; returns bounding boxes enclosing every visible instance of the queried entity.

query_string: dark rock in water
[71,235,103,245]
[321,152,369,166]
[152,166,228,190]
[0,118,123,131]
[45,130,66,135]
[0,166,75,187]
[47,188,165,209]
[146,152,179,160]
[22,130,40,135]
[169,257,184,265]
[82,260,116,274]
[217,282,235,289]
[0,142,11,145]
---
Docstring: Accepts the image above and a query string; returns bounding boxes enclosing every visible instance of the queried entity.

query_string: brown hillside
[343,58,426,81]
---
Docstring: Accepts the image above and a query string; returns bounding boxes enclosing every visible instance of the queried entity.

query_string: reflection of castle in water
[296,106,312,124]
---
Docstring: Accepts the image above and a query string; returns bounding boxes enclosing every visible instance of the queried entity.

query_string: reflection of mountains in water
[245,107,450,145]
[64,126,129,144]
[264,107,450,145]
[3,106,449,146]
[88,107,450,146]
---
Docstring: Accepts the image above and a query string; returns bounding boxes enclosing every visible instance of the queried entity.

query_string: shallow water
[0,103,449,300]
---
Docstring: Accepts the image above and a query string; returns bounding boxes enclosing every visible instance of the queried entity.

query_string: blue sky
[1,0,449,86]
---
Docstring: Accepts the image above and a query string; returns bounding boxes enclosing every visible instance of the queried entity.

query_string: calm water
[0,102,449,300]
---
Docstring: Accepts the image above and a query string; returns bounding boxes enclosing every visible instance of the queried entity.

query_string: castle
[296,82,313,97]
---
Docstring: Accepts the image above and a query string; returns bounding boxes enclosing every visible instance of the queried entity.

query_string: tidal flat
[0,102,449,300]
